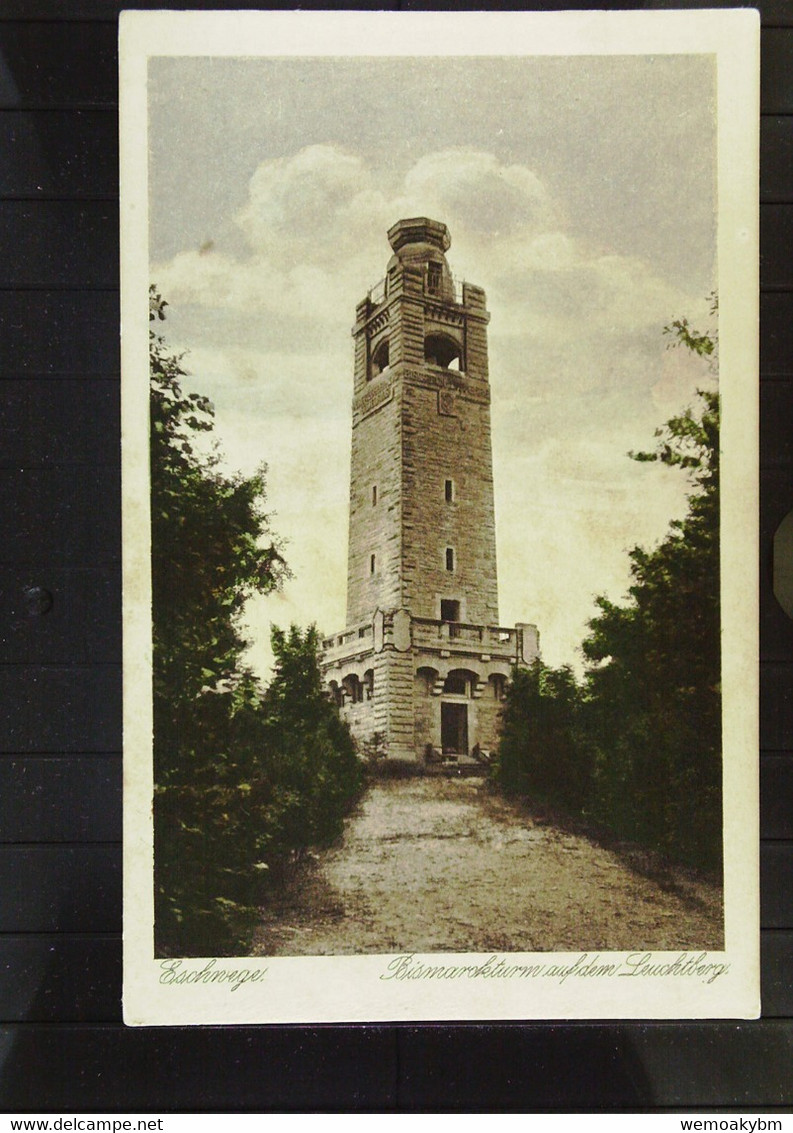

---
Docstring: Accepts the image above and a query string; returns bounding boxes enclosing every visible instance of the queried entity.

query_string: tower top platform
[387,217,451,255]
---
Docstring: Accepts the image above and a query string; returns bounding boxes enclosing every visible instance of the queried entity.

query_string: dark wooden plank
[0,22,117,110]
[761,291,793,376]
[762,930,793,1017]
[0,290,119,374]
[0,378,119,468]
[0,464,120,565]
[0,1019,787,1112]
[0,567,120,665]
[761,661,793,752]
[762,755,793,841]
[0,0,403,16]
[0,2,120,17]
[626,1022,793,1108]
[0,755,121,841]
[0,1019,789,1113]
[0,1023,396,1111]
[0,935,121,1022]
[396,1023,793,1111]
[761,380,793,470]
[761,467,793,665]
[761,203,793,289]
[0,845,120,932]
[761,1,793,26]
[0,201,118,288]
[0,110,118,199]
[760,470,793,664]
[762,841,793,929]
[762,28,793,115]
[400,1023,653,1109]
[761,117,793,202]
[0,664,120,753]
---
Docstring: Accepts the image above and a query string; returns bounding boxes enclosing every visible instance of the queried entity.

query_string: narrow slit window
[372,485,378,506]
[444,479,454,503]
[445,547,455,572]
[370,554,376,575]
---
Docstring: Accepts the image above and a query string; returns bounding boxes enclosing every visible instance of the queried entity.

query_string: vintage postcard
[121,9,760,1024]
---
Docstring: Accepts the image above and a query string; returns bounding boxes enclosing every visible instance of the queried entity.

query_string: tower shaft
[346,218,498,628]
[322,219,538,763]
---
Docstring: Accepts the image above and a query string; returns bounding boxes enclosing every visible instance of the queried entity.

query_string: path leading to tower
[251,776,722,956]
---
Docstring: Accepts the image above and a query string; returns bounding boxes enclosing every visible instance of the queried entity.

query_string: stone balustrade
[322,616,525,669]
[321,622,373,665]
[412,618,518,658]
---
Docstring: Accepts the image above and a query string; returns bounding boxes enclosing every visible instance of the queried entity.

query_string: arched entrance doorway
[441,702,468,755]
[440,669,477,756]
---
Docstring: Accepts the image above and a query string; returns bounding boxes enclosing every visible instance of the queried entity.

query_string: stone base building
[321,218,538,762]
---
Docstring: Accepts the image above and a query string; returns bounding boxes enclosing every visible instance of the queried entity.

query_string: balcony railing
[412,618,517,656]
[367,277,386,305]
[366,272,464,308]
[322,616,521,665]
[321,622,373,664]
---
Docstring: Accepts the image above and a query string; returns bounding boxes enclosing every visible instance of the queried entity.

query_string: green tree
[149,287,290,954]
[494,307,721,873]
[151,291,365,955]
[259,625,363,860]
[494,659,591,814]
[149,287,286,718]
[583,312,721,870]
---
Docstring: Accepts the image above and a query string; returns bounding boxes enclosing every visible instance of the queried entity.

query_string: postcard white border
[121,8,760,1025]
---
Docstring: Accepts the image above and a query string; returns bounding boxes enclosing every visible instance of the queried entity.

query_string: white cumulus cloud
[152,142,714,676]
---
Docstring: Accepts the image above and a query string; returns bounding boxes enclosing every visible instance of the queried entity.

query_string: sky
[147,52,717,678]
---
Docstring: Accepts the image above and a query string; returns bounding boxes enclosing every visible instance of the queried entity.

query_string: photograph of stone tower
[124,12,763,1023]
[321,218,538,763]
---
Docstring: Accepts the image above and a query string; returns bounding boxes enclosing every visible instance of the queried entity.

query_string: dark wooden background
[0,0,790,1113]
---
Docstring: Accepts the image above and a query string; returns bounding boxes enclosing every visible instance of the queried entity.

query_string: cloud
[235,144,393,265]
[401,148,557,238]
[152,142,714,675]
[154,143,699,348]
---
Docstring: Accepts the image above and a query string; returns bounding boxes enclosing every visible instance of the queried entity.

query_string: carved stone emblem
[438,389,456,416]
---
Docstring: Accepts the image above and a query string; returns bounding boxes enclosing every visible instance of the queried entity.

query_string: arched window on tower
[342,674,364,705]
[424,333,462,371]
[415,666,439,697]
[490,673,508,701]
[443,669,477,697]
[370,338,390,379]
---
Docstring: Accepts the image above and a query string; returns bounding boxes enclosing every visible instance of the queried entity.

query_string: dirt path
[252,776,722,956]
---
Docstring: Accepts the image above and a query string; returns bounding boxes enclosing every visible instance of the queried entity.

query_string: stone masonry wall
[414,671,435,755]
[341,697,377,750]
[346,383,403,626]
[401,376,499,624]
[475,684,505,752]
[380,648,415,760]
[331,223,528,763]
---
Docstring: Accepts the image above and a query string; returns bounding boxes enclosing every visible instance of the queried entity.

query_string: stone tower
[322,218,538,763]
